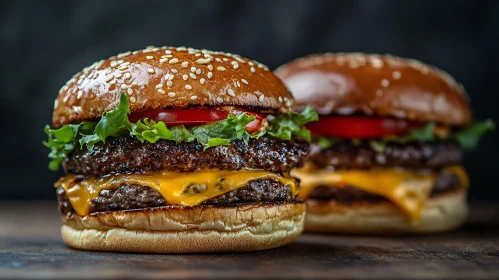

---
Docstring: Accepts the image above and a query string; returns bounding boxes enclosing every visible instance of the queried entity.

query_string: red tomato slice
[307,116,419,138]
[129,108,266,132]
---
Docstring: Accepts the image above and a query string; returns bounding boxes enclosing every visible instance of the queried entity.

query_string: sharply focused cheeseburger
[275,53,494,233]
[44,46,317,252]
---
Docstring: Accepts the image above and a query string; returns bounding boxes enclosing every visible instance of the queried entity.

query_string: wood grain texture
[1,202,498,279]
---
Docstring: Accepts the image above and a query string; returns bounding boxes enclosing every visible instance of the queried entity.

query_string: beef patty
[57,178,293,215]
[65,136,309,176]
[307,141,462,170]
[307,171,463,204]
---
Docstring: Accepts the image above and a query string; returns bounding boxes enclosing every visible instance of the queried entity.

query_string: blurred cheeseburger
[44,46,317,252]
[276,53,494,233]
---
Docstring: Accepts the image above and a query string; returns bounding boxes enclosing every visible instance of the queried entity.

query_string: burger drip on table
[44,46,318,253]
[276,53,494,233]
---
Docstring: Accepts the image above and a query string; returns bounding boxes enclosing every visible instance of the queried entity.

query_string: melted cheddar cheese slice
[292,165,468,220]
[56,170,297,216]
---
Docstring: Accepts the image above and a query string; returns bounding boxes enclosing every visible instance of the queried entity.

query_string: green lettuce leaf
[453,119,495,150]
[316,137,338,149]
[267,106,318,141]
[94,93,131,142]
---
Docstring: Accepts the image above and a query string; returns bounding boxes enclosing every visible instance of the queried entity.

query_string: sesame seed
[124,73,131,79]
[241,79,248,84]
[185,85,192,90]
[370,57,384,68]
[146,56,154,60]
[231,61,239,69]
[258,94,265,102]
[77,90,83,99]
[120,62,130,67]
[110,61,118,67]
[127,88,133,95]
[105,75,113,82]
[158,89,166,94]
[248,61,255,66]
[72,87,77,93]
[222,58,229,62]
[206,72,213,79]
[177,46,187,51]
[195,53,201,57]
[217,66,226,71]
[200,78,205,84]
[168,92,176,97]
[148,68,155,73]
[190,73,197,79]
[208,65,214,71]
[121,84,127,89]
[216,97,223,103]
[181,61,189,68]
[381,79,390,87]
[227,89,235,96]
[195,69,201,75]
[167,81,173,87]
[392,71,401,79]
[169,58,179,64]
[63,95,69,103]
[183,74,188,80]
[164,74,171,80]
[159,58,168,64]
[119,66,128,71]
[165,50,172,54]
[286,99,292,107]
[156,84,163,89]
[278,96,283,102]
[191,67,196,72]
[191,95,198,100]
[250,67,256,73]
[130,96,137,103]
[171,69,178,73]
[115,72,123,78]
[215,58,222,62]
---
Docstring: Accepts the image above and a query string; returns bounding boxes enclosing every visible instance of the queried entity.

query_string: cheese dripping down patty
[292,165,468,221]
[55,169,297,216]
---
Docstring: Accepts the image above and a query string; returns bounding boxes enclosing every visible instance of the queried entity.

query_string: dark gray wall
[1,0,497,200]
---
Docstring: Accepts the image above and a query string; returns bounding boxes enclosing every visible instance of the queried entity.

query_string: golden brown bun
[304,189,467,233]
[275,53,471,126]
[61,202,305,253]
[53,46,294,127]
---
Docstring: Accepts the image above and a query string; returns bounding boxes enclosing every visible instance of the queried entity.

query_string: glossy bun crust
[60,202,305,253]
[53,46,294,127]
[275,53,471,126]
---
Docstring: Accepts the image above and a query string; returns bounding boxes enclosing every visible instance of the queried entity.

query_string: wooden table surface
[1,202,498,279]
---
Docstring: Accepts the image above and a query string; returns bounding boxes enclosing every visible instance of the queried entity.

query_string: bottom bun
[305,189,468,233]
[61,202,305,253]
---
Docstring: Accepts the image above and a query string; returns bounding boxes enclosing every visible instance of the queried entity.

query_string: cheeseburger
[275,53,494,233]
[44,46,317,252]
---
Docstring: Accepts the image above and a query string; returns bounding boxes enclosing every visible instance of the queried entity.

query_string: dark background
[0,0,497,201]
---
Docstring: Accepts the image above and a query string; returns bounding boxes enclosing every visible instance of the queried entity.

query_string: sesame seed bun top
[275,53,472,126]
[53,46,294,127]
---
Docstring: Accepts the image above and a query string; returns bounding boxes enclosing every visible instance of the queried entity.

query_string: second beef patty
[57,178,294,215]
